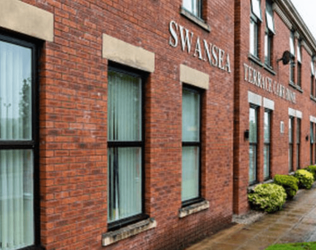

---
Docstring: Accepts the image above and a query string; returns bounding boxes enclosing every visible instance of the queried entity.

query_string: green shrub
[294,169,314,189]
[248,183,287,213]
[306,165,316,179]
[273,174,299,199]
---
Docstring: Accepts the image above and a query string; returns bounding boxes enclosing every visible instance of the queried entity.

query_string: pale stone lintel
[102,34,155,73]
[288,108,296,117]
[289,108,303,119]
[296,110,302,119]
[310,116,316,123]
[179,200,209,218]
[102,218,157,247]
[263,98,274,110]
[0,0,54,41]
[248,91,262,106]
[180,64,209,90]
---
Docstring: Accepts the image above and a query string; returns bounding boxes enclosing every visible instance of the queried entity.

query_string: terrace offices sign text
[168,20,231,73]
[243,63,296,104]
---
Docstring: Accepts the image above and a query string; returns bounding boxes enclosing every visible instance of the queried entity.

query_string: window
[311,122,314,164]
[250,0,262,57]
[107,67,146,229]
[264,31,273,66]
[297,41,302,87]
[296,118,301,169]
[0,35,38,249]
[289,31,295,83]
[289,117,294,172]
[312,59,315,97]
[183,0,202,18]
[264,0,274,67]
[182,86,201,205]
[249,106,258,184]
[263,110,271,180]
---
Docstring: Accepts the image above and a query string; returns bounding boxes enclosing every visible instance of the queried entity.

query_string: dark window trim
[289,116,294,172]
[0,33,41,249]
[250,16,260,58]
[181,84,203,207]
[107,63,148,231]
[296,118,301,169]
[311,122,314,165]
[264,109,271,180]
[264,29,273,68]
[249,105,258,185]
[181,0,203,20]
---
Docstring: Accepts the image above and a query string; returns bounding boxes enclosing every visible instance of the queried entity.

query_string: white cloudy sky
[291,0,316,41]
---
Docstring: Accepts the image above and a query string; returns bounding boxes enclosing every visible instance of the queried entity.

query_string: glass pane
[251,0,262,20]
[0,150,34,249]
[250,20,256,56]
[182,89,200,142]
[296,119,301,144]
[264,33,268,64]
[264,111,270,143]
[264,145,270,179]
[266,0,275,33]
[107,71,142,141]
[108,147,142,223]
[249,107,257,143]
[183,0,193,13]
[289,145,293,172]
[297,44,301,63]
[182,147,199,201]
[249,145,257,183]
[289,118,293,143]
[0,41,32,141]
[183,0,201,17]
[311,123,314,144]
[296,146,300,169]
[311,61,315,76]
[290,33,295,56]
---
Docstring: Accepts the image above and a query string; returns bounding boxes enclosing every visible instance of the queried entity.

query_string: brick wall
[17,0,235,249]
[233,0,316,214]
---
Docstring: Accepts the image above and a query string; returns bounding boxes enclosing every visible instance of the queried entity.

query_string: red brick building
[0,0,314,250]
[234,0,316,215]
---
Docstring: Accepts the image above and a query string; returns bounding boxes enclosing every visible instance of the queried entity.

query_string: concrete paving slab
[185,183,316,250]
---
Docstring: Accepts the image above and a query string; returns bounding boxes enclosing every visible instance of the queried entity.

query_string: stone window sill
[180,7,210,32]
[289,81,303,93]
[263,64,276,75]
[179,200,209,218]
[248,53,263,67]
[102,218,156,247]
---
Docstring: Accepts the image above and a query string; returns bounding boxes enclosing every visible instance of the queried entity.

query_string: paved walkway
[186,184,316,250]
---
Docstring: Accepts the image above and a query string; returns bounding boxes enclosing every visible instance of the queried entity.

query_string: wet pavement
[186,184,316,250]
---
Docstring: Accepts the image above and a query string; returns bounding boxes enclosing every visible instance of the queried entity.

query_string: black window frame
[107,63,149,231]
[264,29,273,67]
[289,31,296,84]
[250,14,260,58]
[311,74,315,97]
[182,0,203,20]
[311,122,314,165]
[296,118,301,169]
[249,105,258,185]
[263,109,271,180]
[181,84,203,207]
[289,116,294,172]
[296,41,302,88]
[0,32,41,250]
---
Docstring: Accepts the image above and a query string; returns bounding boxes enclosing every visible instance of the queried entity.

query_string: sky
[291,0,316,41]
